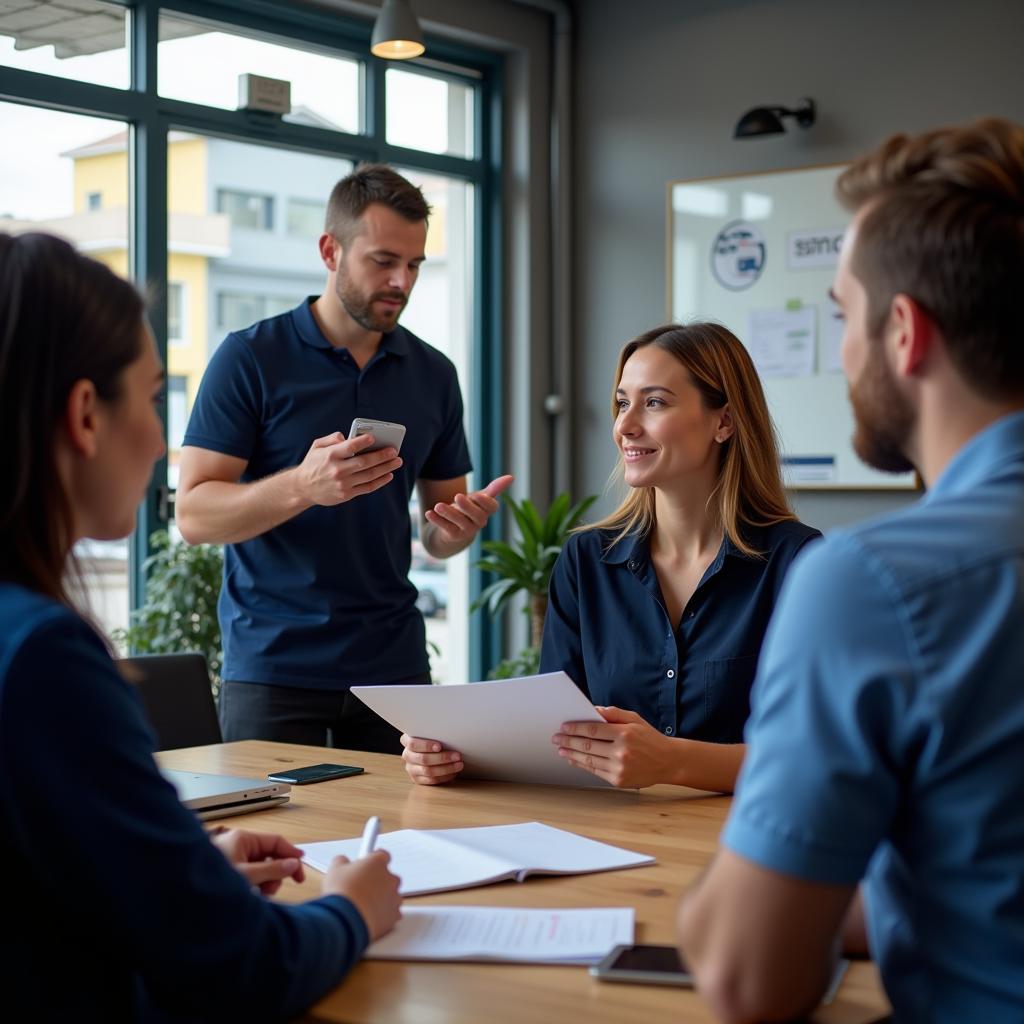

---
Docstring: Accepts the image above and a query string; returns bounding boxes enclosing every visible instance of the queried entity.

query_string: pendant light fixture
[371,0,426,60]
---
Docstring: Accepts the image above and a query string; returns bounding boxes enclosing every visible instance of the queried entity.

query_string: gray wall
[573,0,1024,531]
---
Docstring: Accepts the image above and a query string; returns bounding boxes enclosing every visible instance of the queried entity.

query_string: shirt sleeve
[722,535,916,884]
[0,613,369,1019]
[182,332,263,461]
[539,536,591,698]
[418,358,473,481]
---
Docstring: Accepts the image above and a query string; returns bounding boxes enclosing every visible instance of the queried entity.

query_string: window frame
[0,0,504,677]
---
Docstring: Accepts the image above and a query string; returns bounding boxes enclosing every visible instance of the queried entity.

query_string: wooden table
[157,741,890,1024]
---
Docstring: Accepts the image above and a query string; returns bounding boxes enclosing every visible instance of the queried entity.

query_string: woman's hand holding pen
[322,817,402,940]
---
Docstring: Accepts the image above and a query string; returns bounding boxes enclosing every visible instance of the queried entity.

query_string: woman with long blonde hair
[401,322,820,790]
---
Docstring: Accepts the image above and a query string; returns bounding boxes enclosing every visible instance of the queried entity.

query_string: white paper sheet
[350,672,609,787]
[747,305,816,377]
[820,297,845,374]
[365,906,635,963]
[301,821,656,896]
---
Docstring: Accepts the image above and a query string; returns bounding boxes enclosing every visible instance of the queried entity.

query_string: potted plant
[473,491,596,678]
[113,530,224,692]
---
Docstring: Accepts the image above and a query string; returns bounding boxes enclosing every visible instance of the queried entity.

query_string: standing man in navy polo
[177,164,512,753]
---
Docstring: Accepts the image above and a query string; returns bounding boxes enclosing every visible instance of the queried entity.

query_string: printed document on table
[301,821,656,896]
[365,906,635,964]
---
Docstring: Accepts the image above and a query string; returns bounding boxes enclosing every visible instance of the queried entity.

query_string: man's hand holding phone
[296,430,402,508]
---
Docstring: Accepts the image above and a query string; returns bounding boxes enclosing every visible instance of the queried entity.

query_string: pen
[358,815,380,858]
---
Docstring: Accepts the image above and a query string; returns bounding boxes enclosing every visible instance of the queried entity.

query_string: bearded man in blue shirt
[678,118,1024,1022]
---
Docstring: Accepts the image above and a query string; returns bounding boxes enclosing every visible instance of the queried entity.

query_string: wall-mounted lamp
[734,97,816,139]
[371,0,425,60]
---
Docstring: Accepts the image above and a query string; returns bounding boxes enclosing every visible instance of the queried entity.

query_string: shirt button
[686,610,695,619]
[665,726,674,735]
[666,669,675,678]
[628,559,638,571]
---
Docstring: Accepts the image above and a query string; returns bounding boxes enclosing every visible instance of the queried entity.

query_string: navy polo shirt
[540,519,821,742]
[183,298,472,689]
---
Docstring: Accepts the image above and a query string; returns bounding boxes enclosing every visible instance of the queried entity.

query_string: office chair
[118,653,223,751]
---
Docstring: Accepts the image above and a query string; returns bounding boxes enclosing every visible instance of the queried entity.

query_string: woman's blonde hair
[585,322,794,557]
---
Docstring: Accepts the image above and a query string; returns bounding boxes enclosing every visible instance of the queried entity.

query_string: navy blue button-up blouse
[539,519,821,743]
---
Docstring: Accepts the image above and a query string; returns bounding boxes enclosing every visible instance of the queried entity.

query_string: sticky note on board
[785,297,803,311]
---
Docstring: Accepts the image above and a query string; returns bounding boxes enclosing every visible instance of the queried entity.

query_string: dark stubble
[848,340,916,474]
[334,259,407,333]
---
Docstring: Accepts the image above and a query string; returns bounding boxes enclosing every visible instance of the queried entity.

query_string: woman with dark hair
[0,232,401,1021]
[402,322,820,792]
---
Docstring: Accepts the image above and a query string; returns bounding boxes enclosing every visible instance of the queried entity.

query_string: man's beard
[848,342,916,474]
[335,268,407,333]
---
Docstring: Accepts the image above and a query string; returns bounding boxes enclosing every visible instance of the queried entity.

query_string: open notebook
[301,821,655,896]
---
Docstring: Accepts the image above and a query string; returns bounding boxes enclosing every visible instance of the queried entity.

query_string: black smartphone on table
[590,944,850,1003]
[266,763,364,785]
[589,944,694,986]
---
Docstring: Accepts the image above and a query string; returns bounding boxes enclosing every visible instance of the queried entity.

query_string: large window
[0,0,499,678]
[0,98,130,635]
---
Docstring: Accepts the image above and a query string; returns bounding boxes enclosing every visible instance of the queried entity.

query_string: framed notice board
[668,163,916,490]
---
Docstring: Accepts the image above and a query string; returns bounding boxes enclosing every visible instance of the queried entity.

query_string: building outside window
[216,188,273,231]
[167,376,188,452]
[167,281,186,342]
[287,197,325,237]
[217,290,299,333]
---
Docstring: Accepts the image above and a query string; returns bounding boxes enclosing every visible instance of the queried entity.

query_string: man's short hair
[837,118,1024,399]
[325,163,431,248]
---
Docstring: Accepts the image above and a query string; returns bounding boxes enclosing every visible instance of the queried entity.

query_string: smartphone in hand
[349,417,406,454]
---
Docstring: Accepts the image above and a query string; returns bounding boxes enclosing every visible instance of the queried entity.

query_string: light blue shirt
[723,411,1024,1022]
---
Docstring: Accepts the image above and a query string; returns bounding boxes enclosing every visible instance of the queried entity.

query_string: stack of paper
[301,821,655,896]
[365,906,635,964]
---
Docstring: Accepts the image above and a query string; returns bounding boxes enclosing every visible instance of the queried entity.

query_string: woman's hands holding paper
[400,733,464,785]
[211,828,306,895]
[552,706,677,788]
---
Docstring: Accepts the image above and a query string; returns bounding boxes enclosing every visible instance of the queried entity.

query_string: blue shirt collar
[290,297,410,357]
[926,409,1024,501]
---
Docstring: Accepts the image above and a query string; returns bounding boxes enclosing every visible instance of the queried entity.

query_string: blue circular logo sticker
[711,220,766,290]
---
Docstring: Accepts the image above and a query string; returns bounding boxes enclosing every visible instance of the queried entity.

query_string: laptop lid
[162,769,290,820]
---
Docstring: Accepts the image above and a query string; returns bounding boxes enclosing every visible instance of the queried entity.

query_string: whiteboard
[668,164,916,490]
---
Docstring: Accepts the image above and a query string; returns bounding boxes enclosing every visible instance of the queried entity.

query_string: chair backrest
[119,653,222,750]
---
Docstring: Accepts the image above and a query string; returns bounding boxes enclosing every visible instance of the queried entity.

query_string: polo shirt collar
[290,296,410,357]
[926,409,1024,501]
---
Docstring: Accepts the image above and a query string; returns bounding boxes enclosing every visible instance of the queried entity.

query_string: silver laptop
[162,769,291,821]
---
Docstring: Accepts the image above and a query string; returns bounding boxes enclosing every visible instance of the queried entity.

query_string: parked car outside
[409,549,448,618]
